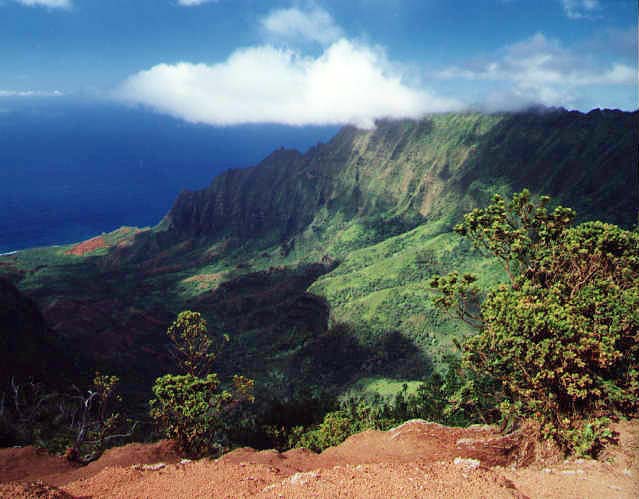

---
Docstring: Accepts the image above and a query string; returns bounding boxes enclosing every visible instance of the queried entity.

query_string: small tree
[167,310,228,376]
[151,310,254,457]
[431,190,639,455]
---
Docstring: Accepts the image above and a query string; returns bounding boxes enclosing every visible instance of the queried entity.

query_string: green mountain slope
[1,109,636,396]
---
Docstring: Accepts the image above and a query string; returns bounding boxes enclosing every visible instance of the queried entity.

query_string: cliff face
[165,110,637,244]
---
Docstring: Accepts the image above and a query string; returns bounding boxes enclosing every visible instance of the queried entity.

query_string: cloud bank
[438,33,635,108]
[117,39,461,128]
[13,0,70,8]
[261,6,343,45]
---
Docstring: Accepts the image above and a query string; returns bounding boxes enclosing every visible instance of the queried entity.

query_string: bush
[149,373,253,457]
[431,190,639,455]
[1,373,134,462]
[150,310,254,457]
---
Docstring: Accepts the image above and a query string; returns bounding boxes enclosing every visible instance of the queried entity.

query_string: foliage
[149,373,254,457]
[291,361,473,452]
[0,374,135,461]
[151,310,254,457]
[66,373,135,463]
[0,379,60,449]
[167,310,229,377]
[431,190,639,455]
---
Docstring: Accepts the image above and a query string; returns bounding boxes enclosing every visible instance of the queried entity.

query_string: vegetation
[167,310,229,377]
[1,111,636,459]
[65,373,135,463]
[431,190,639,455]
[149,311,254,457]
[150,373,254,457]
[1,373,134,463]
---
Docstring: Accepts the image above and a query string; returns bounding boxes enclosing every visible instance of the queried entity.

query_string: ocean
[0,98,338,253]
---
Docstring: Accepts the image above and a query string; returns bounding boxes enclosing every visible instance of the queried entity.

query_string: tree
[431,190,639,455]
[150,310,254,457]
[167,310,228,377]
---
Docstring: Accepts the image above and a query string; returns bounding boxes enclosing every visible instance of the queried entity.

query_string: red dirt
[2,420,637,498]
[64,236,107,256]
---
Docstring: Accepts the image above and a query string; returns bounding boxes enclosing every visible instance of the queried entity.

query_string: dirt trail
[1,420,637,498]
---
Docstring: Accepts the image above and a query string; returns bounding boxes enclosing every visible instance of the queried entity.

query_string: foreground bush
[150,373,254,457]
[150,310,254,457]
[431,190,639,455]
[1,373,134,462]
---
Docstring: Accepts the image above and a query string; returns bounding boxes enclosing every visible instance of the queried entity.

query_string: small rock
[453,457,481,471]
[141,462,166,471]
[179,459,192,465]
[289,471,320,486]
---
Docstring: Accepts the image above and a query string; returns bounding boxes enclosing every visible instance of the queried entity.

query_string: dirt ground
[1,420,637,498]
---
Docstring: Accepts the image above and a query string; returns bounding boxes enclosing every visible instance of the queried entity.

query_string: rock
[453,457,481,471]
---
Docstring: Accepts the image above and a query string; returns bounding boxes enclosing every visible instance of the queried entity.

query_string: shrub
[150,310,254,457]
[149,373,254,457]
[431,190,639,455]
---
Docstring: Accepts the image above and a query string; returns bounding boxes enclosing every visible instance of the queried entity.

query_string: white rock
[141,462,166,471]
[453,457,481,470]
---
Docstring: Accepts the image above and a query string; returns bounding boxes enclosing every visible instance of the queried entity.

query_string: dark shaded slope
[460,109,638,226]
[0,278,75,385]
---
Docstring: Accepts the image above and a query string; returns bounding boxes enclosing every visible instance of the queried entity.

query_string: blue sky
[1,0,637,126]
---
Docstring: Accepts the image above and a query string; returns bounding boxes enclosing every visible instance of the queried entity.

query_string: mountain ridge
[164,109,636,248]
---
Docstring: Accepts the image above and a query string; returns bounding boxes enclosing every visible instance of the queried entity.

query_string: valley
[1,108,636,401]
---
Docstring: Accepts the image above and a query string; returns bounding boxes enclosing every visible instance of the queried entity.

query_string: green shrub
[167,310,229,377]
[150,310,254,457]
[431,190,639,455]
[150,373,254,457]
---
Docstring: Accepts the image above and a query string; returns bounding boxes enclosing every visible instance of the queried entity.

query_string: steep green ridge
[1,109,636,397]
[165,109,635,247]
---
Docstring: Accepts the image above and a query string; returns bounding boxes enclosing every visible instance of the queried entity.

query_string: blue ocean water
[0,98,338,253]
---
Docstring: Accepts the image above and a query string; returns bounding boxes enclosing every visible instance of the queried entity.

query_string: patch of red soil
[65,236,107,256]
[0,446,73,484]
[0,481,73,499]
[2,421,638,498]
[0,440,179,487]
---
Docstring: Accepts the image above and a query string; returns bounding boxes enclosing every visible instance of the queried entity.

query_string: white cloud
[0,89,64,97]
[438,33,636,108]
[116,39,461,129]
[177,0,218,6]
[561,0,599,19]
[13,0,71,8]
[261,5,343,45]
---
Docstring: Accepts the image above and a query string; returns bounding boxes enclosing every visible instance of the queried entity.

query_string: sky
[0,0,637,127]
